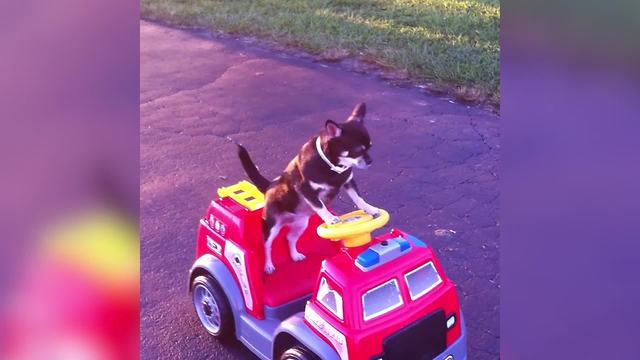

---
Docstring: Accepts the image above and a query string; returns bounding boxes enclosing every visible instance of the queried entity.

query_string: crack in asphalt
[140,58,254,106]
[468,110,496,152]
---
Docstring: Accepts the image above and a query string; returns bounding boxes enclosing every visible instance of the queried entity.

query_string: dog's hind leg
[262,216,282,274]
[286,216,309,262]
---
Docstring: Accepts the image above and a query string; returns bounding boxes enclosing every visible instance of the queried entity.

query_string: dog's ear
[325,120,342,137]
[347,102,366,123]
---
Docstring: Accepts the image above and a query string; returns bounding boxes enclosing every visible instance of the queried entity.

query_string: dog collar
[315,137,349,174]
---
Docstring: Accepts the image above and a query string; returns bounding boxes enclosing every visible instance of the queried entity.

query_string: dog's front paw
[326,215,341,225]
[290,251,306,262]
[264,262,276,274]
[364,206,381,217]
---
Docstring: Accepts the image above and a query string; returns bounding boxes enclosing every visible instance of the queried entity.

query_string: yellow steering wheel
[317,209,390,247]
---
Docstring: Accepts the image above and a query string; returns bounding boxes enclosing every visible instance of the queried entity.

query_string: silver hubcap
[193,284,221,333]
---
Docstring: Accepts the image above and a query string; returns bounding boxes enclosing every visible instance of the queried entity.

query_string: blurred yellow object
[43,209,139,290]
[217,180,265,210]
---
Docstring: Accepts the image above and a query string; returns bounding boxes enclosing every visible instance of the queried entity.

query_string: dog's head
[324,103,373,169]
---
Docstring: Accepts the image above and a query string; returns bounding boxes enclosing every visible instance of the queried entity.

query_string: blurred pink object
[1,210,139,360]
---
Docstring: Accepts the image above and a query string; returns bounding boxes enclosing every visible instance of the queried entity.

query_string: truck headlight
[446,314,456,329]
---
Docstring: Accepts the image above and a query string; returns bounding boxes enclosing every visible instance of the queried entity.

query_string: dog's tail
[235,142,271,193]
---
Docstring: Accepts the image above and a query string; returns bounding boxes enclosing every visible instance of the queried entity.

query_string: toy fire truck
[189,181,467,360]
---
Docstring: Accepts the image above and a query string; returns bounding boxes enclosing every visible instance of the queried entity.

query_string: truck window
[404,261,442,300]
[362,279,403,321]
[316,277,343,320]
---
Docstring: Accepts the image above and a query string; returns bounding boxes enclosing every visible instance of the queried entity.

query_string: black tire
[191,275,234,340]
[280,345,320,360]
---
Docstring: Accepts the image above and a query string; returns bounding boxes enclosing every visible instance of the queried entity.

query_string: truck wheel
[192,275,234,340]
[280,346,320,360]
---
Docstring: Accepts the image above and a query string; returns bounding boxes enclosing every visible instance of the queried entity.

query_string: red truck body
[192,186,465,360]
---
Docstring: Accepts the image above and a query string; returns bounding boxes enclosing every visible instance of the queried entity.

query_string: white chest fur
[309,180,334,201]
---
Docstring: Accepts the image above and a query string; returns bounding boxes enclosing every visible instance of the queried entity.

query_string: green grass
[141,0,499,104]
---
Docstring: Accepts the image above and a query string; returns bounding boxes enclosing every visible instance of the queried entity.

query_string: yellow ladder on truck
[217,180,265,211]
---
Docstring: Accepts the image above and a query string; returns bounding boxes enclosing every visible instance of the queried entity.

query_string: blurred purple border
[501,0,640,358]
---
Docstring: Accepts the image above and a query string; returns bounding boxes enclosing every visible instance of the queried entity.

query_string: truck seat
[262,216,339,307]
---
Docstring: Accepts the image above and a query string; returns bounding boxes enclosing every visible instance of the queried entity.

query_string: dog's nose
[364,156,372,165]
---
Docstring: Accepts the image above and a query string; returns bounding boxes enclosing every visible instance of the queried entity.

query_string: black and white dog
[237,103,381,274]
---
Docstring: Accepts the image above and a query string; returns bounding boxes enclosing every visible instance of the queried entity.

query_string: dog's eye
[349,148,363,157]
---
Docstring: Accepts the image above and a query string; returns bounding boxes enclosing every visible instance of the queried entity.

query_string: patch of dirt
[319,48,350,62]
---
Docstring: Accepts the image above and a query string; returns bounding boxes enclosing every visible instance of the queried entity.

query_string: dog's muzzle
[363,153,372,165]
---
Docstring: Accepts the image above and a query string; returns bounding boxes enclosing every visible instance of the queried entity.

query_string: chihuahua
[237,103,381,274]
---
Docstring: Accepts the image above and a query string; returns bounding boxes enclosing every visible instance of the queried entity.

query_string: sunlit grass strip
[142,0,500,103]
